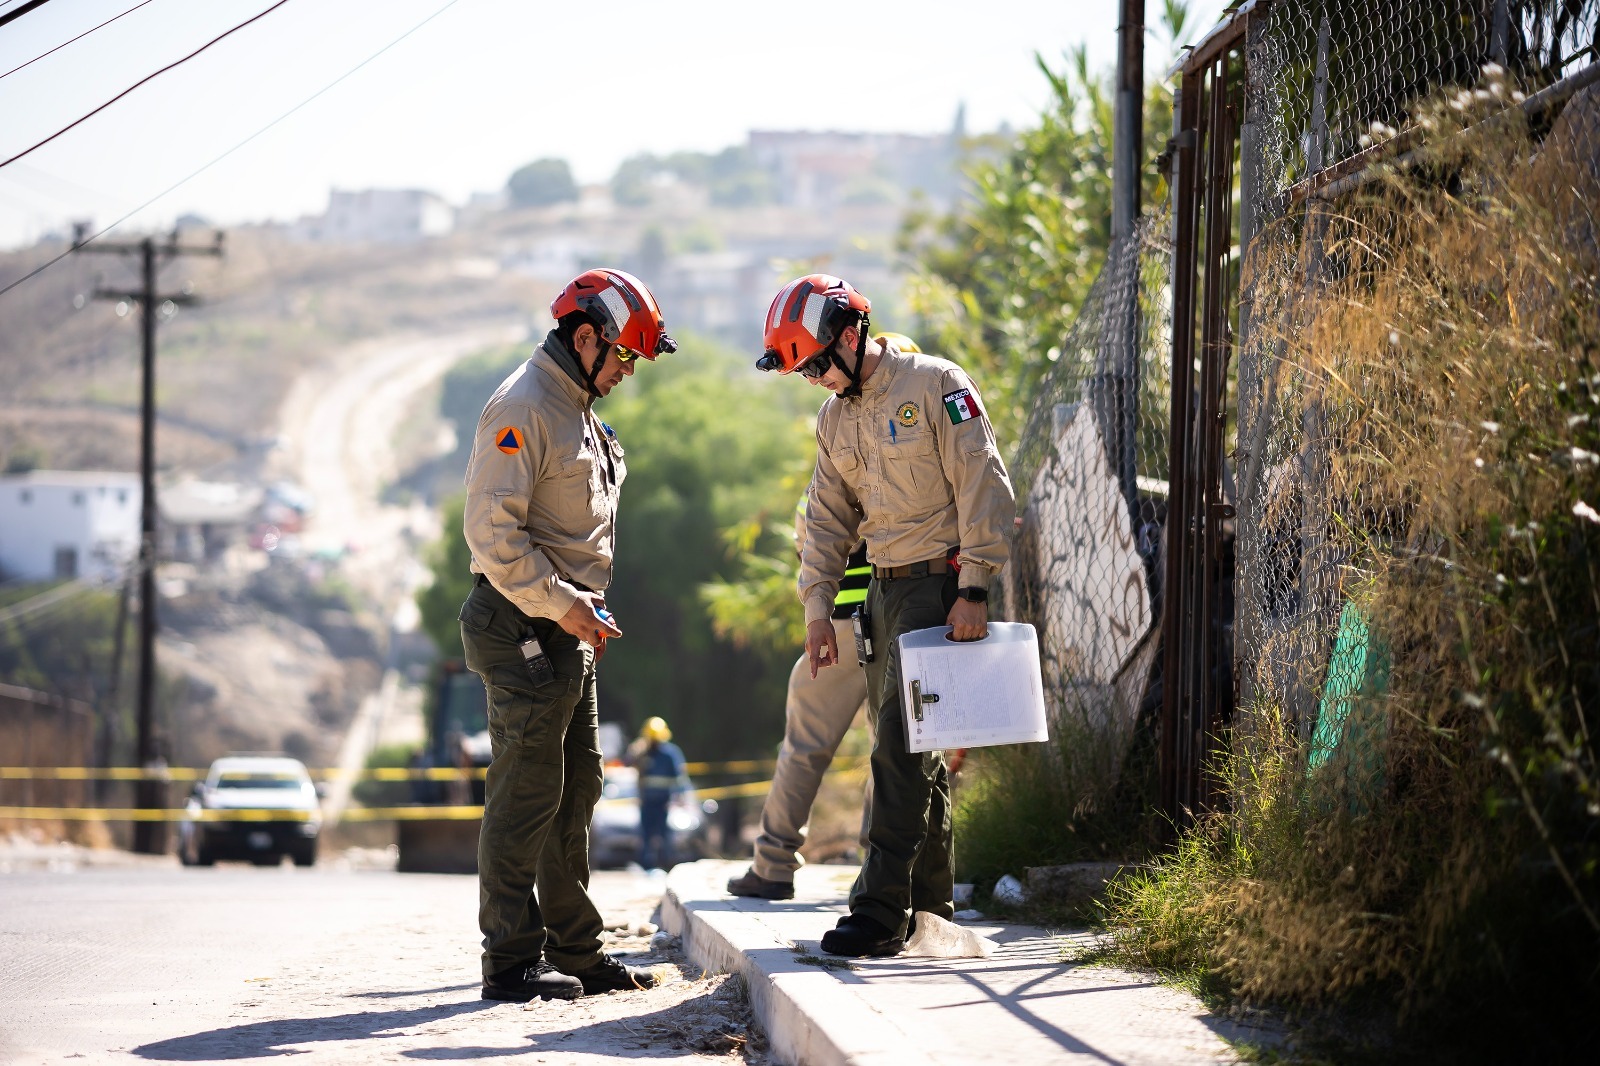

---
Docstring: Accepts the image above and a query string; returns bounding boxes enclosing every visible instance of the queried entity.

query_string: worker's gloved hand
[805,618,837,678]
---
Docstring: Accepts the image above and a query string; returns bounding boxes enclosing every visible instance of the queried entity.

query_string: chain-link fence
[999,216,1172,794]
[1235,0,1600,748]
[998,0,1598,824]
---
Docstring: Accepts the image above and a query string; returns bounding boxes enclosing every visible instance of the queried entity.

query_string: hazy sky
[0,0,1225,250]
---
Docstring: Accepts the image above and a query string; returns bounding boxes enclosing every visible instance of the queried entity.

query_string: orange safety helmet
[756,274,871,375]
[551,268,677,360]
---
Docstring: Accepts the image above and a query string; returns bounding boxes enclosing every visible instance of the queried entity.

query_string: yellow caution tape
[0,807,314,822]
[0,756,869,783]
[0,767,869,821]
[682,758,777,775]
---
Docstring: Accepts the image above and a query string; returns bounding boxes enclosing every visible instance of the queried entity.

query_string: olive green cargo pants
[459,579,605,978]
[850,571,956,937]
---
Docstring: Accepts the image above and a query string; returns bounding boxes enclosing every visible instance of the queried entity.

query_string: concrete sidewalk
[662,859,1258,1066]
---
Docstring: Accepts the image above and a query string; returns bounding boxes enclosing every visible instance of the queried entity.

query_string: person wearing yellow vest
[726,333,921,902]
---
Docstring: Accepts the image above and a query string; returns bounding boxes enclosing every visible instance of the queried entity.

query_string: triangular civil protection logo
[495,426,524,454]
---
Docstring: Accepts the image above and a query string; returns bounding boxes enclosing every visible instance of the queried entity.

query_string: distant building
[747,120,963,210]
[0,471,140,583]
[651,251,781,344]
[295,189,454,243]
[159,479,263,565]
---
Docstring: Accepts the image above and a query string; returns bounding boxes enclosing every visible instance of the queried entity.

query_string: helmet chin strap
[834,314,870,399]
[580,332,609,397]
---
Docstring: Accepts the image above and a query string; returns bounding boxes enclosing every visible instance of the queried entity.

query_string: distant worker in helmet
[461,268,676,1003]
[756,276,1015,958]
[726,333,922,902]
[628,716,688,872]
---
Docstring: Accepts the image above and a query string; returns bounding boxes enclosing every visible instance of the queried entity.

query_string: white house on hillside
[0,471,141,583]
[296,189,455,243]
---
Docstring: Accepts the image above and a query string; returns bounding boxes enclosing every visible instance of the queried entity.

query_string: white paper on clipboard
[897,622,1049,753]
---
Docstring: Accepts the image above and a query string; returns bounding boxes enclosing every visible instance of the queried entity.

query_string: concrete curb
[662,861,912,1066]
[663,859,1259,1066]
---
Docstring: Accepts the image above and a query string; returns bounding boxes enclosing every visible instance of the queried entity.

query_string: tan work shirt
[798,345,1015,625]
[463,344,626,621]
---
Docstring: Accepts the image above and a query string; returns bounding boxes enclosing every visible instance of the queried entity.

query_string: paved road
[270,324,522,818]
[0,850,764,1065]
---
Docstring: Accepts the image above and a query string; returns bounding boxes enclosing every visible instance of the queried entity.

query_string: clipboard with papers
[897,621,1049,753]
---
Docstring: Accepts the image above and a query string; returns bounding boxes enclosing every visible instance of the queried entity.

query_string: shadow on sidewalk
[132,1000,497,1060]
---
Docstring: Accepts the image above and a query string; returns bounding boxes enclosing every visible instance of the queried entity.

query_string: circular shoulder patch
[896,402,920,428]
[494,426,524,454]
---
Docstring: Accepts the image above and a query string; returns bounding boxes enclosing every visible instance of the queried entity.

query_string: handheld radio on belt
[519,632,555,685]
[852,604,874,665]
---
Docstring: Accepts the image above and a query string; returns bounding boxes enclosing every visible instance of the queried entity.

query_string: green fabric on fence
[1309,601,1391,804]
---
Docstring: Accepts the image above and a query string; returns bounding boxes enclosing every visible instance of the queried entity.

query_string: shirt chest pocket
[605,436,627,494]
[878,430,944,514]
[828,445,865,497]
[546,449,601,517]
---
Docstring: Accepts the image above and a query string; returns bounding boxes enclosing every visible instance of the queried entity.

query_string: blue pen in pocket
[889,418,897,444]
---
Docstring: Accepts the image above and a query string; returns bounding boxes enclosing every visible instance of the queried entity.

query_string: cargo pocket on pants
[487,663,577,758]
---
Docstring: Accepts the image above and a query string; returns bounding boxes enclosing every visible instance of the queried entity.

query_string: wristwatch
[955,587,988,603]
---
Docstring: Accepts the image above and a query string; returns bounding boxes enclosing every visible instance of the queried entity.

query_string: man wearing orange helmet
[460,268,676,1002]
[756,276,1015,957]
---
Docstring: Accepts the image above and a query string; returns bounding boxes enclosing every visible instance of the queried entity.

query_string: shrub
[1106,76,1600,1059]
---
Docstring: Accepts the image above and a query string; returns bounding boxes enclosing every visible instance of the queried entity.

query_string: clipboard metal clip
[909,680,940,721]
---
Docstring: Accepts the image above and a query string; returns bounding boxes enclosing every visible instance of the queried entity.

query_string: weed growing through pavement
[789,943,857,971]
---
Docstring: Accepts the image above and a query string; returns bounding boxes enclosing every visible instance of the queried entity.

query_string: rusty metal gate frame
[1159,8,1252,827]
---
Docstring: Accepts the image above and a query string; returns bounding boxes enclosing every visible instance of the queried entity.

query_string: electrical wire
[0,0,462,304]
[0,578,95,626]
[0,0,54,32]
[1,0,159,83]
[0,0,294,171]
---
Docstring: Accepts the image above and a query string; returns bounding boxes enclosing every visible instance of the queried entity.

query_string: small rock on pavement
[650,930,682,954]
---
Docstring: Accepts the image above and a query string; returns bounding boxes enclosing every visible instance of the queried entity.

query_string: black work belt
[474,573,593,593]
[871,556,955,580]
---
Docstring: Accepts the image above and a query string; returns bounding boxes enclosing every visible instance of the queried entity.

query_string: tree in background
[507,158,578,208]
[900,1,1188,451]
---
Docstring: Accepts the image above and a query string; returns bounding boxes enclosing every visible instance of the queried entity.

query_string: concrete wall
[0,683,100,844]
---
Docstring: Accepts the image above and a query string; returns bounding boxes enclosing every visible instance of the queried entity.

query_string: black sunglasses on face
[613,344,639,363]
[796,349,833,379]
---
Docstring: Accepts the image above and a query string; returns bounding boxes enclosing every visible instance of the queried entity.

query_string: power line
[0,0,54,32]
[0,0,294,171]
[1,0,159,83]
[0,0,462,304]
[0,578,95,627]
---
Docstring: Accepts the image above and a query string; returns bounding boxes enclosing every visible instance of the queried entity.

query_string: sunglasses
[796,348,834,380]
[612,344,640,364]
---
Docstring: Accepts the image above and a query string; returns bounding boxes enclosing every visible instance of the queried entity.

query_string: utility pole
[1112,0,1146,240]
[73,225,224,854]
[1108,0,1147,516]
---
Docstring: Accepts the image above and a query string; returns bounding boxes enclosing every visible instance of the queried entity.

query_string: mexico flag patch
[943,388,983,425]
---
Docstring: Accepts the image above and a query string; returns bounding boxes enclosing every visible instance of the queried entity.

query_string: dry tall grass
[1108,76,1600,1055]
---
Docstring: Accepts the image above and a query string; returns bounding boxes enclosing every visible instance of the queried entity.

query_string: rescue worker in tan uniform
[756,276,1015,956]
[726,333,920,901]
[460,268,676,1001]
